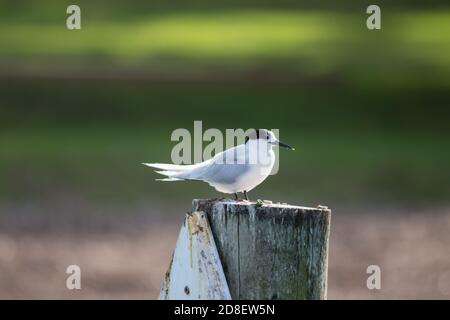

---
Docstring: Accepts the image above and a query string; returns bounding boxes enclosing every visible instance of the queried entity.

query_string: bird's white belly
[210,151,275,194]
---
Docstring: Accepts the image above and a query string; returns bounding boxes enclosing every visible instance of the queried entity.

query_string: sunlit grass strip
[0,11,447,58]
[0,10,449,87]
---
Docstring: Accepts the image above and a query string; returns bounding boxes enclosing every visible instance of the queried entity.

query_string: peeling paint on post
[159,211,231,300]
[193,199,331,300]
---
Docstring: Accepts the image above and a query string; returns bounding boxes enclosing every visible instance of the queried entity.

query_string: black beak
[277,140,295,150]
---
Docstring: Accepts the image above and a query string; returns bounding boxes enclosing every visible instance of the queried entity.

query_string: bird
[142,129,294,201]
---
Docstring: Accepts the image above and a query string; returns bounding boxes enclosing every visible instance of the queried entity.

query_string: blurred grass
[1,126,449,206]
[0,2,449,207]
[1,10,449,88]
[1,80,449,206]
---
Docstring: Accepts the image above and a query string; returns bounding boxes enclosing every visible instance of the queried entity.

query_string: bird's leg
[244,191,249,201]
[234,193,239,200]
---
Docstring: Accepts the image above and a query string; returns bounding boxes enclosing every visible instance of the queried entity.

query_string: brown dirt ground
[0,202,449,299]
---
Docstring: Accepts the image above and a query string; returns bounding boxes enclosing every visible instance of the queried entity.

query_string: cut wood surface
[193,199,331,300]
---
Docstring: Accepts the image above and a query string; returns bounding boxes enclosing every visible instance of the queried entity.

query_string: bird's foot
[233,192,251,202]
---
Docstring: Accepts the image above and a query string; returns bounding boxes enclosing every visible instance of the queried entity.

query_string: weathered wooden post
[193,199,331,300]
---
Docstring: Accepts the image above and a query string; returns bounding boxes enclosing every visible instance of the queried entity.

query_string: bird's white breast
[206,140,275,193]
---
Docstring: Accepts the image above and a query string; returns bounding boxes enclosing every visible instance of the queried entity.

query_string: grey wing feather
[174,144,249,182]
[196,144,249,184]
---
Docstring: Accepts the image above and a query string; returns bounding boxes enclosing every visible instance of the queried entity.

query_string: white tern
[143,129,294,200]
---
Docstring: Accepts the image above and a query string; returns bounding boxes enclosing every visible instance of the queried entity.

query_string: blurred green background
[0,0,450,299]
[1,0,449,207]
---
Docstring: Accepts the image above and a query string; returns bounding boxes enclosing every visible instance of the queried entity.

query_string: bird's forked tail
[142,162,199,181]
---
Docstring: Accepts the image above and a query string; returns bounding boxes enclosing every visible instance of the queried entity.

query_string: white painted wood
[159,211,231,300]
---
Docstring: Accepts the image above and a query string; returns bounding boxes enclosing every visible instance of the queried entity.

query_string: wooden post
[193,199,331,300]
